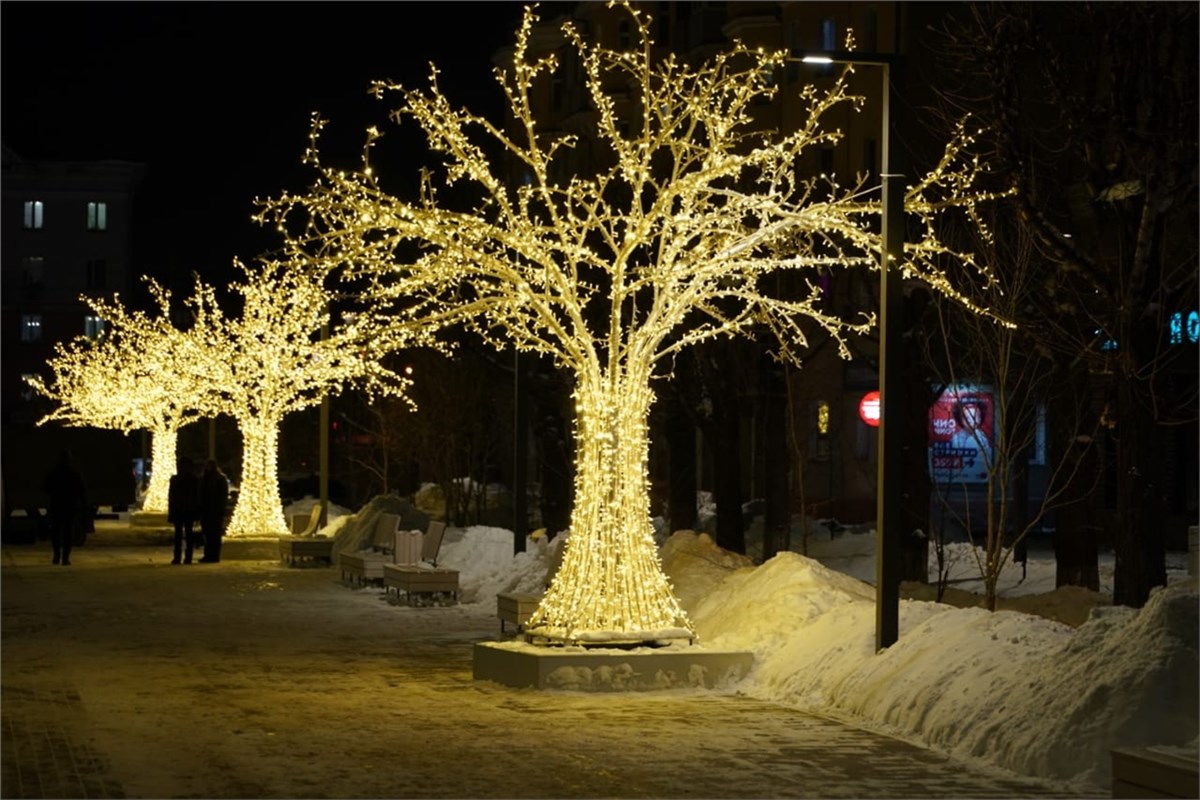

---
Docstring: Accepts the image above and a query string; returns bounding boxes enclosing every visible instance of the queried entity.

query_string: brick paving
[1,525,1103,799]
[2,684,126,799]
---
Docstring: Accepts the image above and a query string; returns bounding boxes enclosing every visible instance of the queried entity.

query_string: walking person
[168,456,200,565]
[43,449,88,566]
[197,459,229,563]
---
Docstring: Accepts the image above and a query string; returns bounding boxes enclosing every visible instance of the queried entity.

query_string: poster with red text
[928,385,995,483]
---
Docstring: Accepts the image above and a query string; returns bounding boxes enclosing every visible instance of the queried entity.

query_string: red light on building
[859,390,881,427]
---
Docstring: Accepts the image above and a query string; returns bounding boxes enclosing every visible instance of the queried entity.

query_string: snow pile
[662,531,1199,790]
[438,525,558,604]
[287,496,1198,792]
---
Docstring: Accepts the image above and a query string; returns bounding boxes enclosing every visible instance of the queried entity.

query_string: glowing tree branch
[179,259,416,538]
[26,284,216,513]
[261,2,1006,643]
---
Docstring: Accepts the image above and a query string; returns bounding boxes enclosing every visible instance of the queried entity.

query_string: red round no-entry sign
[858,390,881,427]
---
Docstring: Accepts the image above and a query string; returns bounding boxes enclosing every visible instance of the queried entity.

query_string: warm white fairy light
[178,259,417,538]
[25,284,217,514]
[258,2,1006,643]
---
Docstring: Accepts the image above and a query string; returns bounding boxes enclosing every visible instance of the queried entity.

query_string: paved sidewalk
[2,525,1098,799]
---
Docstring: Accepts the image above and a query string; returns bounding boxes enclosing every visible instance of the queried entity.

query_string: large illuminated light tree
[262,3,1006,643]
[26,285,214,513]
[180,259,415,537]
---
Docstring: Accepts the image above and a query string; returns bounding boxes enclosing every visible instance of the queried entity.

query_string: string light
[26,284,217,513]
[257,1,1006,643]
[178,259,420,538]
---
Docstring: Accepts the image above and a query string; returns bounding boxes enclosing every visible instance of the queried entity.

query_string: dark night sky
[2,1,552,289]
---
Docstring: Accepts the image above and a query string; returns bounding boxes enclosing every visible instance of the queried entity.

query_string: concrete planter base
[473,641,753,691]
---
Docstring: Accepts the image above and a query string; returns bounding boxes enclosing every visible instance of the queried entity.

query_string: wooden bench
[382,520,455,604]
[339,551,386,586]
[278,504,332,566]
[496,592,542,634]
[338,512,401,587]
[383,565,460,605]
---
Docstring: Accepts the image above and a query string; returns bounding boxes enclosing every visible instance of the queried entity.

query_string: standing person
[198,459,229,563]
[167,457,200,565]
[43,449,88,566]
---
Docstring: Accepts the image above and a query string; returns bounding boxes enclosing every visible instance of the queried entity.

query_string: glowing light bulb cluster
[26,284,218,513]
[179,259,420,538]
[256,1,1005,642]
[29,260,417,535]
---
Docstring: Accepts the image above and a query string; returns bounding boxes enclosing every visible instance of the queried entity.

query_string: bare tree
[362,346,511,526]
[262,3,1006,643]
[926,212,1103,610]
[929,2,1199,606]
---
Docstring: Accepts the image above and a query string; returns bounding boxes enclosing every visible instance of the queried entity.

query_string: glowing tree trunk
[175,261,412,539]
[141,425,178,514]
[226,415,289,537]
[530,364,690,641]
[263,5,1008,643]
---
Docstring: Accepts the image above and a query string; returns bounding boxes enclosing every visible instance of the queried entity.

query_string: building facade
[2,143,145,420]
[2,144,144,515]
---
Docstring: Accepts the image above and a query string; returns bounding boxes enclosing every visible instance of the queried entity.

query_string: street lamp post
[319,319,330,530]
[513,348,528,556]
[792,51,905,650]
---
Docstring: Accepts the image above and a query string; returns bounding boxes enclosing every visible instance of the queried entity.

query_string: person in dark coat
[167,456,201,564]
[197,458,229,563]
[43,449,88,566]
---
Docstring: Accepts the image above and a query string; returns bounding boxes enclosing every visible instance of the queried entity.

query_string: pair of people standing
[167,457,229,564]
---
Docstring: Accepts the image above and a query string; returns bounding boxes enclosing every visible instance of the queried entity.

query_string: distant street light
[790,51,905,651]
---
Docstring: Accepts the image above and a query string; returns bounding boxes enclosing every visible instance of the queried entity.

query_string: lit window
[21,256,44,285]
[813,400,831,461]
[84,315,106,340]
[86,259,108,289]
[816,19,836,77]
[821,18,836,50]
[87,202,108,231]
[21,314,43,342]
[23,200,44,229]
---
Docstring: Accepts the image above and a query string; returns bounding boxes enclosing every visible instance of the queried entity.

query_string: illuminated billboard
[928,385,995,483]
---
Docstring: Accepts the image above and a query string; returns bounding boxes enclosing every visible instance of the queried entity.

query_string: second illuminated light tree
[264,4,1006,643]
[178,259,418,537]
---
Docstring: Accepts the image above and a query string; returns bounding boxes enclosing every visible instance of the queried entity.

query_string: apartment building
[2,143,144,420]
[1,144,144,515]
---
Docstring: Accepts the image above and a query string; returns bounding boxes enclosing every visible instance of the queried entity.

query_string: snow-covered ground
[303,495,1198,794]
